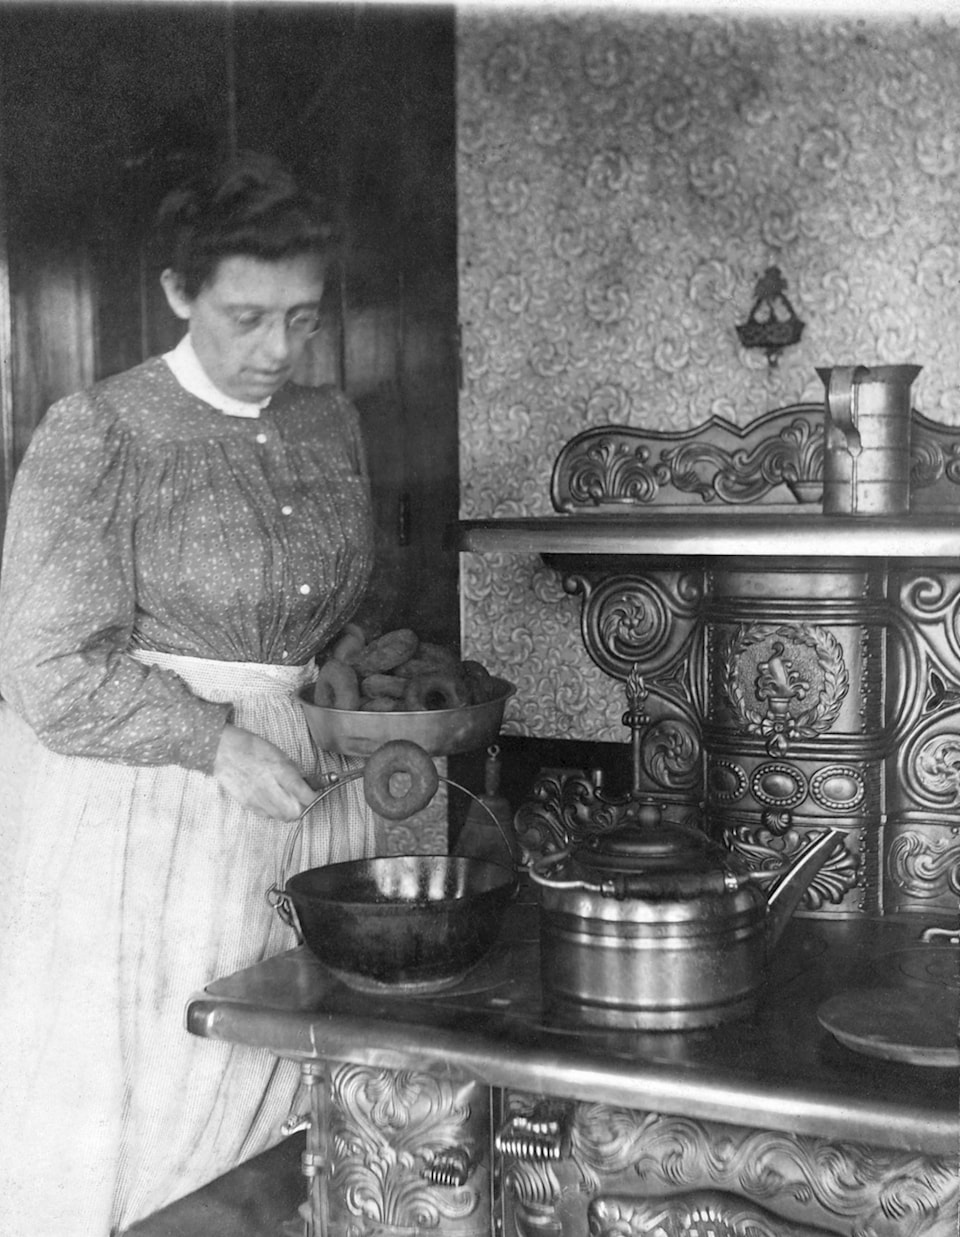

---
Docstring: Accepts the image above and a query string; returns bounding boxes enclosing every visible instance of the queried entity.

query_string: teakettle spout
[764,828,844,952]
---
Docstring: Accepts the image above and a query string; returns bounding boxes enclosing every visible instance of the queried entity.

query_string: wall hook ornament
[736,266,805,367]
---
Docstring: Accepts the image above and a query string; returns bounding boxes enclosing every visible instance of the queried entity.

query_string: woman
[0,153,378,1234]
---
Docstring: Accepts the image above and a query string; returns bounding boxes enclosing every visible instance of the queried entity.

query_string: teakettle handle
[528,846,594,893]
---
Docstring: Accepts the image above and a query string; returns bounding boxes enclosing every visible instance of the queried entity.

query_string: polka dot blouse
[0,359,374,772]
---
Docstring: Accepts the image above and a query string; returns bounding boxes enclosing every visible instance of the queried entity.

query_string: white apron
[0,652,376,1235]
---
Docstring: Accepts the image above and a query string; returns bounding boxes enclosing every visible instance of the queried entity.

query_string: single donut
[392,656,441,680]
[363,739,439,820]
[329,622,366,664]
[313,659,361,710]
[360,673,408,700]
[393,650,460,680]
[402,672,470,712]
[351,628,419,676]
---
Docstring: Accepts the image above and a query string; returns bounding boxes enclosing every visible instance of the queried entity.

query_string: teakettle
[529,799,843,1030]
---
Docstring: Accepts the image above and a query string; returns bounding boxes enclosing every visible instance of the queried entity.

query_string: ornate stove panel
[295,1061,491,1237]
[884,567,960,916]
[466,403,960,918]
[498,1094,958,1237]
[704,562,882,916]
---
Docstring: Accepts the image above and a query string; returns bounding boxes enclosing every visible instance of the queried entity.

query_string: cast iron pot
[285,854,517,992]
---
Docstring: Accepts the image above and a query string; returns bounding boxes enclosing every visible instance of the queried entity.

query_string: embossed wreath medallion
[722,622,849,755]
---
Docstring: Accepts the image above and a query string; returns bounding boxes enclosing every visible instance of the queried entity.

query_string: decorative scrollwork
[504,1161,564,1237]
[597,582,670,664]
[910,422,960,494]
[659,417,822,505]
[589,1191,833,1237]
[910,428,949,490]
[907,414,960,499]
[562,1105,958,1237]
[329,1065,483,1233]
[551,410,960,513]
[900,710,960,813]
[643,719,701,790]
[512,761,704,859]
[563,437,664,507]
[513,771,627,857]
[942,442,960,486]
[898,573,960,620]
[888,831,960,900]
[553,414,825,509]
[916,734,960,805]
[500,1094,567,1237]
[572,572,702,682]
[723,824,857,909]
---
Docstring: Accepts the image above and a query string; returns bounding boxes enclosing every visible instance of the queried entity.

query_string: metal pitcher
[817,364,921,516]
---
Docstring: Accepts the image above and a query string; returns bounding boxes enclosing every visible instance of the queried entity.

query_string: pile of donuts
[312,625,502,714]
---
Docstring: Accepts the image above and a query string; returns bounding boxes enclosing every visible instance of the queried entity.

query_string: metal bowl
[298,678,515,757]
[285,855,517,991]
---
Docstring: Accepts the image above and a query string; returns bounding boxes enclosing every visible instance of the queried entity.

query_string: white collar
[163,335,269,419]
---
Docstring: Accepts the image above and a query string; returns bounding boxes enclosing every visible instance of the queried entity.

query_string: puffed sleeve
[0,391,230,771]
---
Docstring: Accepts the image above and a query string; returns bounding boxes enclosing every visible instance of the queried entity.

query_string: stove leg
[283,1061,328,1237]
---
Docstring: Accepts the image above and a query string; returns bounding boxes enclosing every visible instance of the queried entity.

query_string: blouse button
[299,584,311,595]
[281,504,293,515]
[255,432,268,444]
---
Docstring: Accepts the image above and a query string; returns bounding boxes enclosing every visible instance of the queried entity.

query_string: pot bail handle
[266,769,364,931]
[266,768,525,934]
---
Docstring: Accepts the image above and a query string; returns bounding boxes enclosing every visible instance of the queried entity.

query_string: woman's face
[161,253,326,403]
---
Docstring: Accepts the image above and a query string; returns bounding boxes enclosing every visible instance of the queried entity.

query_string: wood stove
[188,403,959,1236]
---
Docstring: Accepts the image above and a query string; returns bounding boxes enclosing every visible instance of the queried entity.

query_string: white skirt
[0,652,377,1235]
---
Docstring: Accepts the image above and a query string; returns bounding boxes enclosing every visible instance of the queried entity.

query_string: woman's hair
[156,151,335,299]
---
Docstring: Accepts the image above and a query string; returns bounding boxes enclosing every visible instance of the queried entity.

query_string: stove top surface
[187,890,958,1153]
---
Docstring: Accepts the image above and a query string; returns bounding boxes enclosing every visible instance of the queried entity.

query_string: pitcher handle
[826,365,869,458]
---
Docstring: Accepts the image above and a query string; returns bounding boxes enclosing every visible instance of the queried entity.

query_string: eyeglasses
[223,307,322,339]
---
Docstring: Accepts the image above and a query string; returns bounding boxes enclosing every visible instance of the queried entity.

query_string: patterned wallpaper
[457,10,960,742]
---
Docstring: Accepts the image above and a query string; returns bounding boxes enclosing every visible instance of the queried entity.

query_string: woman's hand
[213,723,317,821]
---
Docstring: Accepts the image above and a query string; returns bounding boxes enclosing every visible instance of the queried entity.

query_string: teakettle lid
[576,819,726,874]
[567,800,742,898]
[581,820,716,868]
